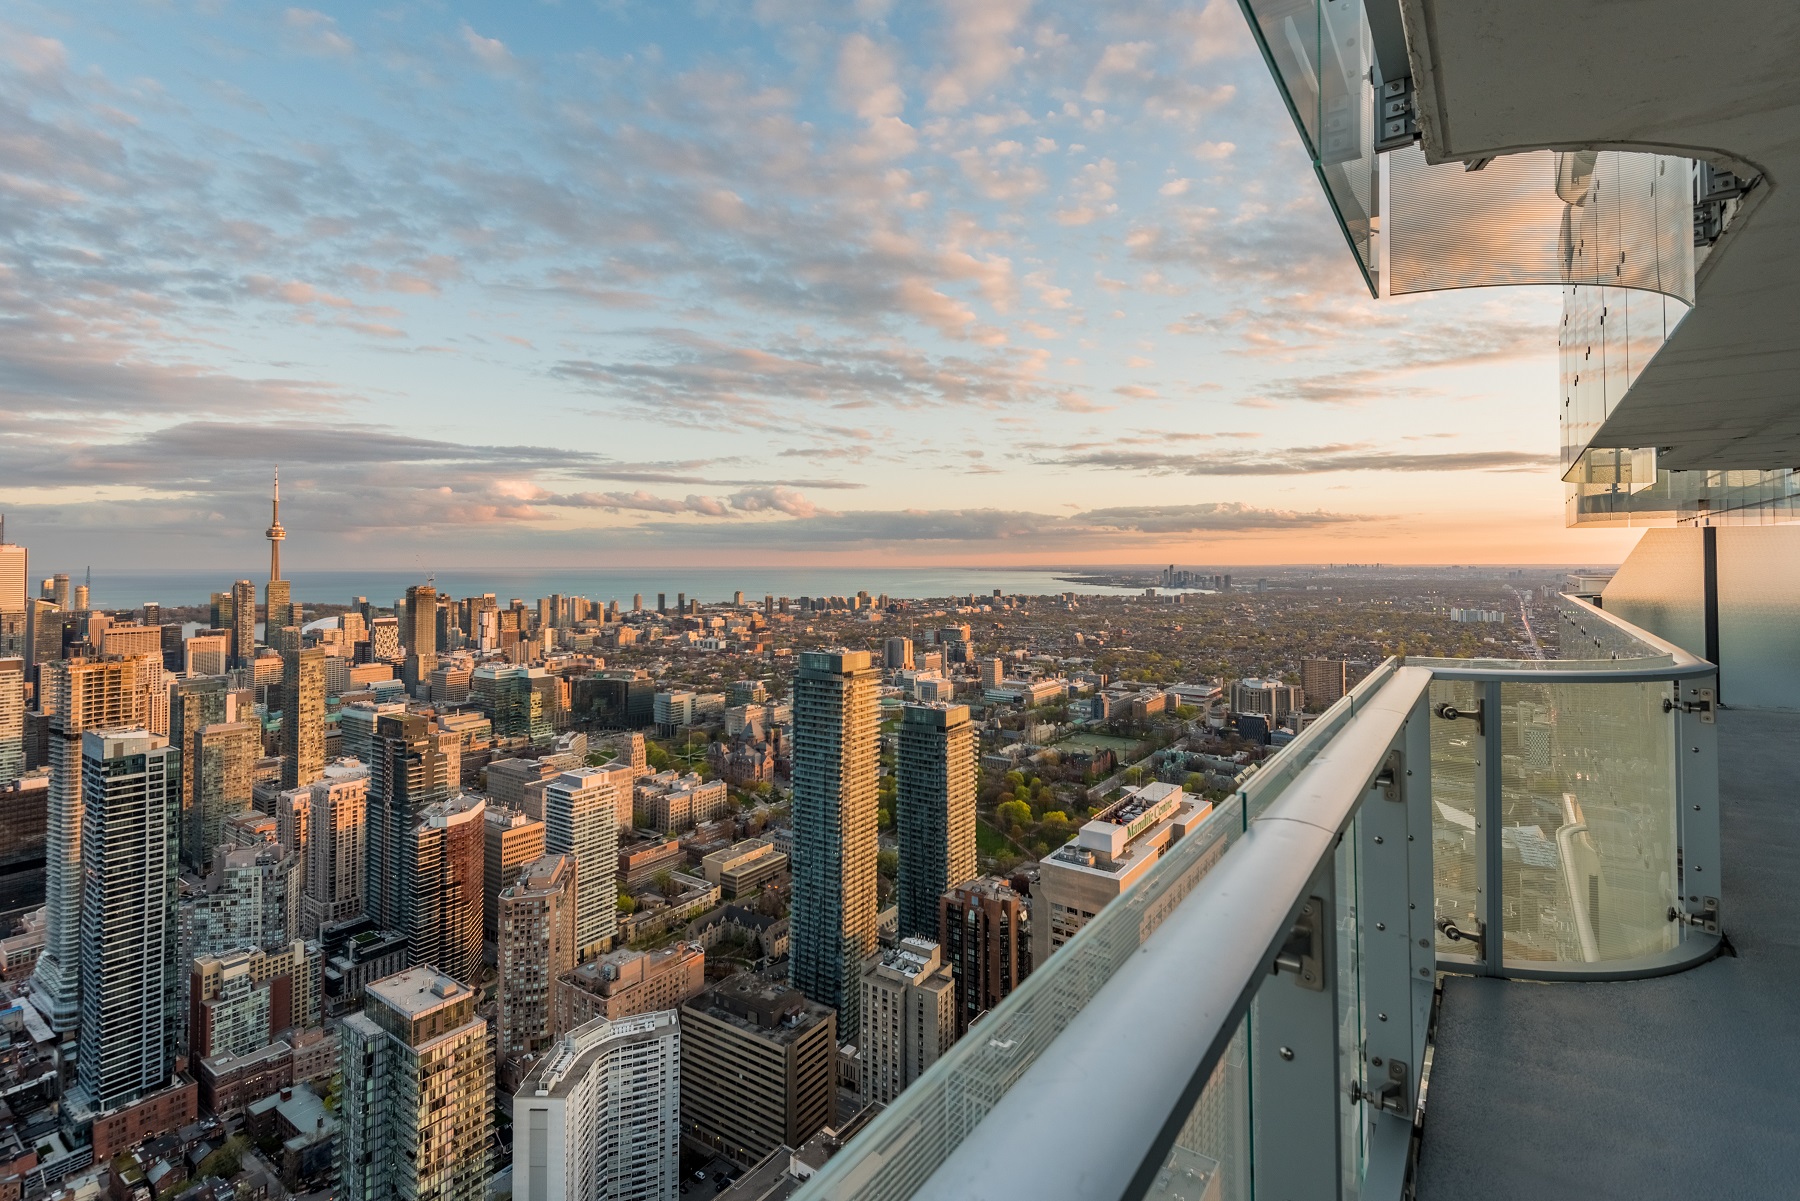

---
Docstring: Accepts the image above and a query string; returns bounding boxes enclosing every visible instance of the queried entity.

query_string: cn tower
[266,469,286,582]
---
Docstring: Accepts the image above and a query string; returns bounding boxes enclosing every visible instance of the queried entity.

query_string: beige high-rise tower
[31,657,144,1033]
[281,644,324,789]
[788,648,881,1033]
[496,853,577,1091]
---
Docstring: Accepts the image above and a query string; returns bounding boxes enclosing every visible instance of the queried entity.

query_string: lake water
[77,566,1177,609]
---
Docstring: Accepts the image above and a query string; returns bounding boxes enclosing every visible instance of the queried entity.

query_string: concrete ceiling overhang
[1399,0,1800,471]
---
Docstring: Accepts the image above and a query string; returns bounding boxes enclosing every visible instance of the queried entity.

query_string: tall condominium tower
[884,636,914,670]
[77,729,180,1112]
[895,702,978,941]
[404,794,486,986]
[497,853,578,1091]
[339,967,492,1201]
[193,720,258,871]
[939,876,1031,1034]
[367,713,449,932]
[298,759,369,935]
[544,767,626,961]
[0,658,22,786]
[264,471,290,632]
[788,648,880,1032]
[169,676,229,870]
[229,579,256,668]
[513,1010,681,1201]
[281,645,325,789]
[0,538,23,662]
[32,657,143,1033]
[405,584,437,658]
[50,573,69,609]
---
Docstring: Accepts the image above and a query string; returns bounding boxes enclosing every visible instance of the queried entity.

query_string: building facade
[679,974,835,1168]
[498,853,578,1092]
[939,876,1031,1035]
[787,649,880,1034]
[281,645,325,789]
[367,713,449,932]
[338,967,492,1201]
[404,794,486,985]
[299,759,369,935]
[857,937,957,1105]
[895,702,977,941]
[78,729,181,1112]
[513,1010,681,1201]
[544,766,628,960]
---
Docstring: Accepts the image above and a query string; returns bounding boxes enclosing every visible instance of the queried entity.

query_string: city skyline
[0,2,1648,568]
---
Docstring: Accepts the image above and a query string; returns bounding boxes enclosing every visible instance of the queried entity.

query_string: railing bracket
[1664,687,1715,724]
[1669,896,1720,935]
[1432,700,1484,735]
[1351,1058,1410,1114]
[1435,916,1486,959]
[1372,749,1402,802]
[1271,896,1325,990]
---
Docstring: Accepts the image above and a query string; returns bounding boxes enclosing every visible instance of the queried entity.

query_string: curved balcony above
[1399,0,1800,471]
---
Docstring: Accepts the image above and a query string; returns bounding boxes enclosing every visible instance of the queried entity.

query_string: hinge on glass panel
[1372,749,1402,802]
[1432,700,1484,735]
[1669,896,1720,935]
[1351,1058,1410,1114]
[1375,77,1419,152]
[1271,896,1325,990]
[1663,687,1715,724]
[1435,916,1486,958]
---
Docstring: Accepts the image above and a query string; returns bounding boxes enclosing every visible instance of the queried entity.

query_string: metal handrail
[906,669,1436,1201]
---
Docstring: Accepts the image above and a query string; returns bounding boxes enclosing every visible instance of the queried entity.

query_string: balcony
[787,597,1788,1200]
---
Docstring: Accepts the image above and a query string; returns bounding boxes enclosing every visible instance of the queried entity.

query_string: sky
[0,0,1644,572]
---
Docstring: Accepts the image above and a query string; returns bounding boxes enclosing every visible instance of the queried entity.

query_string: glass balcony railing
[792,597,1719,1201]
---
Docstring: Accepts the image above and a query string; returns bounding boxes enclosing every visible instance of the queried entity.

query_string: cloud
[282,9,354,57]
[927,0,1032,112]
[1040,444,1560,476]
[460,24,516,75]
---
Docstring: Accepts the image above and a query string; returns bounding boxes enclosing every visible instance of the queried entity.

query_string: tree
[877,849,899,878]
[617,890,637,914]
[995,799,1032,828]
[646,742,673,771]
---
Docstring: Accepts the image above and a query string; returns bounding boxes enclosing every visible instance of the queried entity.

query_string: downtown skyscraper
[367,713,449,933]
[895,702,978,941]
[281,644,325,789]
[544,766,627,961]
[340,966,492,1201]
[788,648,880,1033]
[32,657,144,1033]
[77,729,181,1112]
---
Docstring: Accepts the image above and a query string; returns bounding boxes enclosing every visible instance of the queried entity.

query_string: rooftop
[365,966,470,1018]
[686,972,833,1045]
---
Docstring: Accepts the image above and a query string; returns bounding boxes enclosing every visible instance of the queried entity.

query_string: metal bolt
[1375,922,1386,931]
[1693,747,1700,753]
[1409,902,1416,909]
[1418,939,1429,948]
[1278,1046,1294,1061]
[1406,769,1413,776]
[1374,835,1384,844]
[1694,805,1701,811]
[1408,834,1415,841]
[1372,1056,1384,1067]
[1419,967,1430,976]
[1377,1012,1388,1022]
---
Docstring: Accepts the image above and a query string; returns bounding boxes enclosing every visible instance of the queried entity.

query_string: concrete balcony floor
[1415,709,1800,1200]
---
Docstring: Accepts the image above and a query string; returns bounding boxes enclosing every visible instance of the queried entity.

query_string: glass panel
[797,794,1248,1201]
[1241,0,1321,154]
[1386,149,1694,302]
[1335,826,1364,1201]
[1144,1017,1250,1201]
[1316,0,1378,289]
[1427,678,1482,964]
[1498,680,1679,965]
